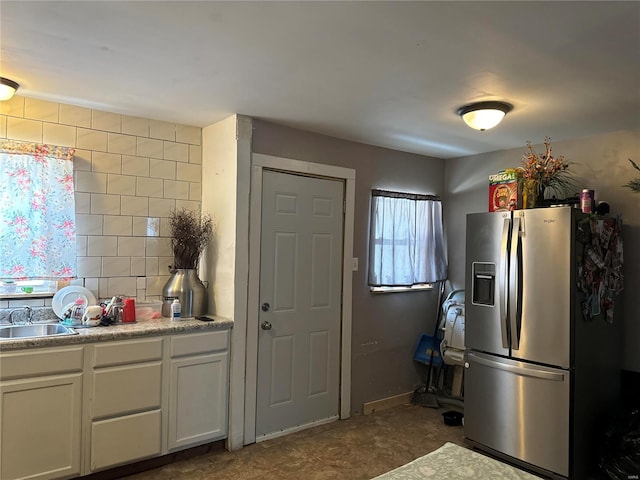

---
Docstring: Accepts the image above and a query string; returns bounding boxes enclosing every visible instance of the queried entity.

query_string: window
[0,141,77,293]
[368,189,447,291]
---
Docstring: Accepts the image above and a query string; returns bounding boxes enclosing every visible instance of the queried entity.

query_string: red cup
[123,298,136,323]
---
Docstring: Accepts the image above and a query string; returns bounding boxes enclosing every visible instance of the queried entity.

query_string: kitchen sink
[0,323,78,340]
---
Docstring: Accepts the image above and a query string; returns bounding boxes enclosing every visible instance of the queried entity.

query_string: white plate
[52,286,97,319]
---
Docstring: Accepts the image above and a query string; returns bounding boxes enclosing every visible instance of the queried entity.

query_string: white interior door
[256,169,344,440]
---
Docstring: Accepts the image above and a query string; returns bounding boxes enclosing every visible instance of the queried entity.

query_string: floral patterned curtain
[0,140,77,280]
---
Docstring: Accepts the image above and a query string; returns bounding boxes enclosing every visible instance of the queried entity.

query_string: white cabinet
[168,330,229,451]
[87,338,163,472]
[0,346,84,480]
[0,326,231,479]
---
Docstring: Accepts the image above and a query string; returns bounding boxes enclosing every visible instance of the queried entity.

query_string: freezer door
[512,207,572,368]
[465,212,511,357]
[465,352,570,477]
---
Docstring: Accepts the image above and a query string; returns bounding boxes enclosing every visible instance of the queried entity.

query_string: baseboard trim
[363,391,413,415]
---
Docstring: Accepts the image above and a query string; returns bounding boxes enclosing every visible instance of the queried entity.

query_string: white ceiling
[1,1,639,159]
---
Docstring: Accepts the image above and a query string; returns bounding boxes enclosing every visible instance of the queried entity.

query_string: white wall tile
[145,275,170,296]
[121,195,149,216]
[60,104,92,128]
[145,257,159,276]
[75,171,107,193]
[136,277,146,290]
[92,110,121,133]
[76,235,88,256]
[122,116,149,137]
[108,133,137,155]
[164,180,190,200]
[149,198,175,217]
[176,124,201,145]
[0,95,25,117]
[145,237,172,257]
[77,256,102,277]
[189,182,202,201]
[163,141,189,162]
[137,137,164,158]
[107,174,136,195]
[131,257,146,276]
[0,116,6,138]
[149,158,176,180]
[122,155,150,177]
[24,98,59,123]
[98,278,109,299]
[73,149,92,171]
[118,237,145,256]
[149,120,175,141]
[137,177,164,198]
[103,215,133,236]
[107,277,137,297]
[90,193,121,215]
[92,151,122,174]
[8,298,46,308]
[158,257,174,273]
[84,277,100,296]
[102,257,131,277]
[133,217,160,237]
[175,200,200,213]
[177,162,201,182]
[43,123,76,147]
[87,236,118,256]
[189,145,202,164]
[159,218,172,237]
[77,128,107,151]
[6,117,43,142]
[76,214,103,235]
[75,192,91,214]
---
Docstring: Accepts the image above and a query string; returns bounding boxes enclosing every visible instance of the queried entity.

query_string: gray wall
[444,129,640,372]
[251,119,446,413]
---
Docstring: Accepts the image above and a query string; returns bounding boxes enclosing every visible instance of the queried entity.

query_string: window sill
[369,284,434,294]
[0,292,55,300]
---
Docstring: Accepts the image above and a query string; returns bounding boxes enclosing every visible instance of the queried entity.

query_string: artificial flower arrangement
[624,159,640,193]
[515,137,576,208]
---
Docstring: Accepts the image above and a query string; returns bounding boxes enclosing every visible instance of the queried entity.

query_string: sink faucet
[9,306,33,325]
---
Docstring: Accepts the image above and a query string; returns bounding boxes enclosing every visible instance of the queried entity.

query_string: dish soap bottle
[171,298,181,320]
[70,298,86,326]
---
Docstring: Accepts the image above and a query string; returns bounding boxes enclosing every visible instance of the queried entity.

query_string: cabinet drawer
[93,338,163,367]
[91,409,161,471]
[92,362,162,419]
[0,346,83,380]
[171,330,229,358]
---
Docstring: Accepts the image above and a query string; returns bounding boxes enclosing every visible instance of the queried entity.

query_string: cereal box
[489,170,518,212]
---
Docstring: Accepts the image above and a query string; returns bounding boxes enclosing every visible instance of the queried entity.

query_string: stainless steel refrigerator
[464,207,622,480]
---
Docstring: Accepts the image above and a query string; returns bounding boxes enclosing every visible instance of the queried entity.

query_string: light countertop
[0,315,233,351]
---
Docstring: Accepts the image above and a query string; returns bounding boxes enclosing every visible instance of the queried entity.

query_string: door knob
[261,303,270,312]
[261,321,272,330]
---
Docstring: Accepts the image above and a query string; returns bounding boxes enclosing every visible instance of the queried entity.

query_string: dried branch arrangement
[169,209,213,269]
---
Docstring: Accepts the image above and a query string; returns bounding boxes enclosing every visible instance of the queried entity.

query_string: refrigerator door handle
[509,216,521,350]
[499,217,510,349]
[467,352,565,382]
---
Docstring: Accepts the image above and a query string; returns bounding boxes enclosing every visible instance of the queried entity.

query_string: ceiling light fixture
[457,101,513,131]
[0,77,20,101]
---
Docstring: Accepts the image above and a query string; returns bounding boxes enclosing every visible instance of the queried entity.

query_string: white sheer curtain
[368,190,447,287]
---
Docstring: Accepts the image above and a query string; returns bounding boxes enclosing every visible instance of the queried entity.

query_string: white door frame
[244,153,355,445]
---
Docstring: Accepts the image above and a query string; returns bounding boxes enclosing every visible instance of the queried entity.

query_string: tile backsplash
[0,96,202,302]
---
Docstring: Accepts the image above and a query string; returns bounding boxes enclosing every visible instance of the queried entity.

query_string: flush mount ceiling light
[0,77,20,101]
[457,101,513,131]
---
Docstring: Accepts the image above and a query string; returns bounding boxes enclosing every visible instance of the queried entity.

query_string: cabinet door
[168,352,228,451]
[1,373,82,480]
